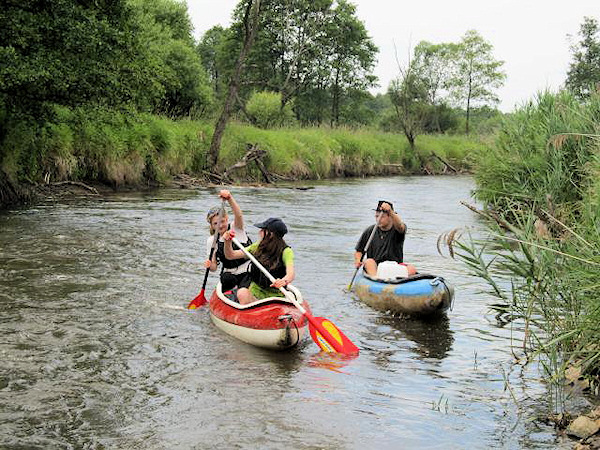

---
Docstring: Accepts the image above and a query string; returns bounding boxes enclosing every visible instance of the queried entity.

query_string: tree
[130,0,213,117]
[325,0,378,127]
[0,0,211,117]
[217,0,377,126]
[412,41,454,132]
[447,30,506,134]
[207,0,261,169]
[0,0,153,112]
[388,58,429,151]
[566,16,600,100]
[197,26,228,97]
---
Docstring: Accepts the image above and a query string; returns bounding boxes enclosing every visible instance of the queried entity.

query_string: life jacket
[250,246,289,289]
[215,225,252,272]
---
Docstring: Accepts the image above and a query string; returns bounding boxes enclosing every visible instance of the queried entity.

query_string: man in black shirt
[354,200,407,277]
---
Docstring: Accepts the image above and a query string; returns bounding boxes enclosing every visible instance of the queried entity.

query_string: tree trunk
[330,69,340,127]
[465,75,472,135]
[207,0,261,170]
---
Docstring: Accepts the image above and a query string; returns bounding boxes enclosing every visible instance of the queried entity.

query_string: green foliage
[447,30,506,134]
[473,90,597,215]
[129,0,213,117]
[0,0,150,111]
[245,91,295,128]
[566,16,600,100]
[0,0,211,119]
[197,25,228,97]
[457,90,600,394]
[223,0,378,127]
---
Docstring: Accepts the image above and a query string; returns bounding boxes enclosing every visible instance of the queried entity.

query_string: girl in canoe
[222,217,294,305]
[205,190,252,291]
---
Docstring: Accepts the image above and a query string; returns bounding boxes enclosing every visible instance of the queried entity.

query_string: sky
[187,0,599,112]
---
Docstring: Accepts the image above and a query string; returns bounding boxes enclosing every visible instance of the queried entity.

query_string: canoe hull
[354,273,453,316]
[209,284,309,350]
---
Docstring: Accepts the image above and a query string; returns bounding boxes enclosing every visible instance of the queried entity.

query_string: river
[0,176,571,449]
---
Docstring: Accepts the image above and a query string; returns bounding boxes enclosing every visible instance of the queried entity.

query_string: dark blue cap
[254,217,288,237]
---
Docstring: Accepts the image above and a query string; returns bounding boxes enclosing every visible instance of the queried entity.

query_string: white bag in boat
[376,261,409,280]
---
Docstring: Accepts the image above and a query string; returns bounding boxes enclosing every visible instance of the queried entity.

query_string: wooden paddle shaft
[231,236,307,315]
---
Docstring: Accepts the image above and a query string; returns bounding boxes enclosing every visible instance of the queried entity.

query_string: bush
[245,91,295,128]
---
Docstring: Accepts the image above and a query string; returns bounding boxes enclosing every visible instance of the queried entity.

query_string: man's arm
[389,210,406,233]
[379,202,406,233]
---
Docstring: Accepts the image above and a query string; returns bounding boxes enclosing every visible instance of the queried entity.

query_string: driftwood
[223,144,272,183]
[50,181,99,195]
[431,152,459,173]
[460,201,512,231]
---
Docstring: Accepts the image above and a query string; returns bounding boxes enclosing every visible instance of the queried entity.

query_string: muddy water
[0,176,570,448]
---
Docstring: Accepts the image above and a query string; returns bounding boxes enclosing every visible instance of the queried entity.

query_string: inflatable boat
[209,283,309,350]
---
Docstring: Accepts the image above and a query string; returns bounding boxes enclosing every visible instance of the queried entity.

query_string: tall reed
[452,91,600,406]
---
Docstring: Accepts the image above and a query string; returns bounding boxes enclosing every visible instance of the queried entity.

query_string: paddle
[230,236,359,355]
[187,202,225,309]
[347,214,381,291]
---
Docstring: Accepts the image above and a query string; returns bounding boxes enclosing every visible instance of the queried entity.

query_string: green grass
[0,103,485,187]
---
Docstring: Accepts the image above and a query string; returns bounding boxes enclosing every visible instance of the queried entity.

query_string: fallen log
[431,152,459,173]
[223,144,273,183]
[50,181,99,195]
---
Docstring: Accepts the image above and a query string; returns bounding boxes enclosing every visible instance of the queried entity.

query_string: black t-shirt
[355,224,406,264]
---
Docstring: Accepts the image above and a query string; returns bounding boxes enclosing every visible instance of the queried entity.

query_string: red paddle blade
[187,289,207,309]
[307,315,359,355]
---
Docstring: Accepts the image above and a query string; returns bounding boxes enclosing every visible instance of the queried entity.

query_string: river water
[0,176,571,449]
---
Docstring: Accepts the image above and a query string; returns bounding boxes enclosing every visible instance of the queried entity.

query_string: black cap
[373,200,394,211]
[254,217,288,237]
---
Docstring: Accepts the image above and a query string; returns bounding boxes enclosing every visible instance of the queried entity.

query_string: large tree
[207,0,261,169]
[216,0,377,126]
[0,0,150,112]
[566,16,600,100]
[388,57,429,151]
[411,41,454,132]
[447,30,506,134]
[0,0,211,117]
[325,0,377,126]
[197,26,228,97]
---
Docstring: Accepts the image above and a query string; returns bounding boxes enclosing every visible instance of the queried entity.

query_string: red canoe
[209,283,310,350]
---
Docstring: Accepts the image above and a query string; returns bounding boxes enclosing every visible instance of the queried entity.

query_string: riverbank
[0,106,487,209]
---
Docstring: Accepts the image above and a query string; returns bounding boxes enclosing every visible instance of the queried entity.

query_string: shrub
[245,91,295,129]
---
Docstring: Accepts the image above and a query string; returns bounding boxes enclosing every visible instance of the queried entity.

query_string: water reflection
[306,352,359,374]
[376,314,454,360]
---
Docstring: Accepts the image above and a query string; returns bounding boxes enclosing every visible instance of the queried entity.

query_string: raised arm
[390,210,406,233]
[219,189,244,230]
[379,202,406,233]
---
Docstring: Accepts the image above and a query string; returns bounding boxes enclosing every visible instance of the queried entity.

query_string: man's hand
[219,189,231,200]
[379,202,393,215]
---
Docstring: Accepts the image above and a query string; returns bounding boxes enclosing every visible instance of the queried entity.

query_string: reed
[451,90,600,405]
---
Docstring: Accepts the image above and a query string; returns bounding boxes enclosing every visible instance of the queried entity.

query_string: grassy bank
[453,91,600,405]
[0,104,485,199]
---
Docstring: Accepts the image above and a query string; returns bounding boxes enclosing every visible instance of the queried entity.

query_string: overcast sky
[187,0,599,112]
